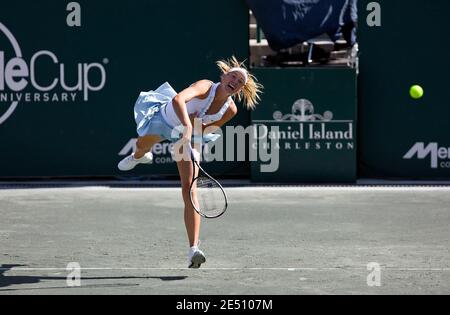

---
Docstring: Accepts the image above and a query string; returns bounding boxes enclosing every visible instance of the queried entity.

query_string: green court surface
[1,186,449,295]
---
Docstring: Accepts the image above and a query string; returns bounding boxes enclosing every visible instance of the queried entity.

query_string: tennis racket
[189,147,228,218]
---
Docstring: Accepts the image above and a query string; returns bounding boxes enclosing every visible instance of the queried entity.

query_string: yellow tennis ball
[410,85,424,99]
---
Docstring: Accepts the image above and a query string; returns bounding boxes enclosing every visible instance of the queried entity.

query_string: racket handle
[189,145,201,162]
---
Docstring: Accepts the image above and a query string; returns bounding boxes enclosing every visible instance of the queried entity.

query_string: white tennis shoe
[188,247,206,269]
[118,152,153,171]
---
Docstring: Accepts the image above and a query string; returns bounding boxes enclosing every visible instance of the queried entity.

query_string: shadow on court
[0,264,187,291]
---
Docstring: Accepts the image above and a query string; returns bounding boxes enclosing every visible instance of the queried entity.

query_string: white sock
[132,153,144,161]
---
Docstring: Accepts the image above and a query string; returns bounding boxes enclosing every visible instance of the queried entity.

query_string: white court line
[26,186,449,192]
[226,187,450,192]
[114,186,450,191]
[2,267,450,272]
[2,186,450,193]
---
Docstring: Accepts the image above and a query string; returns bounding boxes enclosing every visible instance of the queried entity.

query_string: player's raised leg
[118,135,162,171]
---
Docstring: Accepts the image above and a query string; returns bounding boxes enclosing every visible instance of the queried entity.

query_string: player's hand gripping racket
[189,146,228,218]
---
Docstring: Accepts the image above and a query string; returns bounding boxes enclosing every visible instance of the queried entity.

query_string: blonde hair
[216,56,263,110]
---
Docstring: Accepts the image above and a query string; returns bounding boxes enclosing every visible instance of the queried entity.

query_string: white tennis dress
[134,81,230,143]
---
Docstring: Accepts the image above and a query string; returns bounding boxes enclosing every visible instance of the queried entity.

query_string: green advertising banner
[251,68,357,183]
[358,0,450,179]
[0,0,249,179]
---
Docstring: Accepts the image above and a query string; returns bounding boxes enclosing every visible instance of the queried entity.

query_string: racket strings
[193,176,225,217]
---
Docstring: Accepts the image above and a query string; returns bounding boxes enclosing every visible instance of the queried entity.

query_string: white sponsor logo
[272,98,334,122]
[403,142,450,169]
[253,99,355,151]
[0,22,107,125]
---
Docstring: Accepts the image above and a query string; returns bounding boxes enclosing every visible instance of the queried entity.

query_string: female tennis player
[118,57,262,268]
